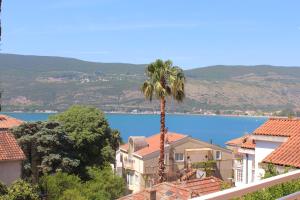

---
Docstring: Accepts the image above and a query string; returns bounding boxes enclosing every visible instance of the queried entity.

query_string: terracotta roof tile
[253,118,300,137]
[226,135,255,149]
[120,143,128,151]
[118,182,190,200]
[176,177,223,196]
[226,135,249,147]
[0,130,26,161]
[252,118,300,167]
[263,133,300,168]
[240,137,256,149]
[118,177,222,200]
[227,118,300,167]
[120,132,187,157]
[0,115,23,129]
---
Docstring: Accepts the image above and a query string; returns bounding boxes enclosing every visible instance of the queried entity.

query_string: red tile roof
[175,177,223,197]
[120,132,187,157]
[226,135,248,147]
[118,182,190,200]
[0,130,25,161]
[253,118,300,137]
[263,133,300,168]
[251,118,300,167]
[227,118,300,167]
[240,137,256,149]
[226,135,255,149]
[118,177,222,200]
[0,115,23,129]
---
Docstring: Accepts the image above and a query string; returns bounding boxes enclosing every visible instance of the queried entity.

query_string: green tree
[0,180,39,200]
[40,166,125,200]
[0,182,7,195]
[12,121,79,183]
[141,59,185,182]
[81,166,126,200]
[50,105,122,177]
[40,172,82,200]
[58,190,87,200]
[263,163,279,179]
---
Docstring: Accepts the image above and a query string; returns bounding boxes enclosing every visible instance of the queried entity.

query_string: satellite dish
[196,169,206,179]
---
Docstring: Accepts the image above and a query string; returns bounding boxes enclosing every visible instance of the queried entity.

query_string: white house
[227,118,300,187]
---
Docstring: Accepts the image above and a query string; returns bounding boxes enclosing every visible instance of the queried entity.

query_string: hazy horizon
[2,53,300,70]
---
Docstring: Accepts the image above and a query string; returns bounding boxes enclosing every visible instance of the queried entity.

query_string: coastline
[2,111,270,118]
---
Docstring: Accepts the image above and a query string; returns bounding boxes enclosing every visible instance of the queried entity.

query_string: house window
[127,172,134,185]
[236,169,243,183]
[175,153,184,162]
[215,151,222,160]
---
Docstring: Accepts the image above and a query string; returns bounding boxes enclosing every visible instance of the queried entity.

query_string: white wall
[255,140,283,181]
[0,161,22,185]
[237,153,255,186]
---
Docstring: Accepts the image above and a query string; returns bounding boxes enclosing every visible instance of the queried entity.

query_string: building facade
[227,118,300,187]
[116,132,233,193]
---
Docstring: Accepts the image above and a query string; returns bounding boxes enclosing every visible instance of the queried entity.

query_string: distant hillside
[1,53,300,113]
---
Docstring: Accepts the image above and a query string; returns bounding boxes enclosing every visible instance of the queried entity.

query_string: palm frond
[141,81,154,101]
[154,81,166,98]
[142,59,185,102]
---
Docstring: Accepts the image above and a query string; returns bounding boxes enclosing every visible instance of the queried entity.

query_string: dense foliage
[12,105,122,182]
[9,105,125,199]
[49,105,121,177]
[241,178,300,200]
[233,164,299,199]
[12,121,79,183]
[0,182,7,196]
[0,180,39,200]
[41,167,126,200]
[192,160,217,177]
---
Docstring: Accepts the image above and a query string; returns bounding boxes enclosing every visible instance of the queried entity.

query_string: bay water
[3,112,266,147]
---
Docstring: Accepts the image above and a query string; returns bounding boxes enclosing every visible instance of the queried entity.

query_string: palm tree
[141,59,185,183]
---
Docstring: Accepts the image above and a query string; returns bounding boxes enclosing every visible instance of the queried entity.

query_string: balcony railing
[123,159,134,170]
[191,170,300,200]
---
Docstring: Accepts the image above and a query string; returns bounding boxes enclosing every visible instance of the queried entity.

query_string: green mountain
[1,54,300,113]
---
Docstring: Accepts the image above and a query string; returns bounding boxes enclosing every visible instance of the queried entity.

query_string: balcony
[123,158,135,170]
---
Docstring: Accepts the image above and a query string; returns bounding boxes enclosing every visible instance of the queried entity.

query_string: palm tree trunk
[158,97,166,183]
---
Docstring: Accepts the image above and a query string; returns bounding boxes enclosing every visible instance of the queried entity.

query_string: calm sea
[2,112,267,147]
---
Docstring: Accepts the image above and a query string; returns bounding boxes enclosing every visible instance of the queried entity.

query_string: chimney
[147,188,156,200]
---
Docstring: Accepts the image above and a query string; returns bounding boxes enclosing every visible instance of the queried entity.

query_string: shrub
[40,172,81,200]
[1,180,39,200]
[0,182,7,195]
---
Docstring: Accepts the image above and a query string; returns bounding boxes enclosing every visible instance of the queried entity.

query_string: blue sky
[2,0,300,69]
